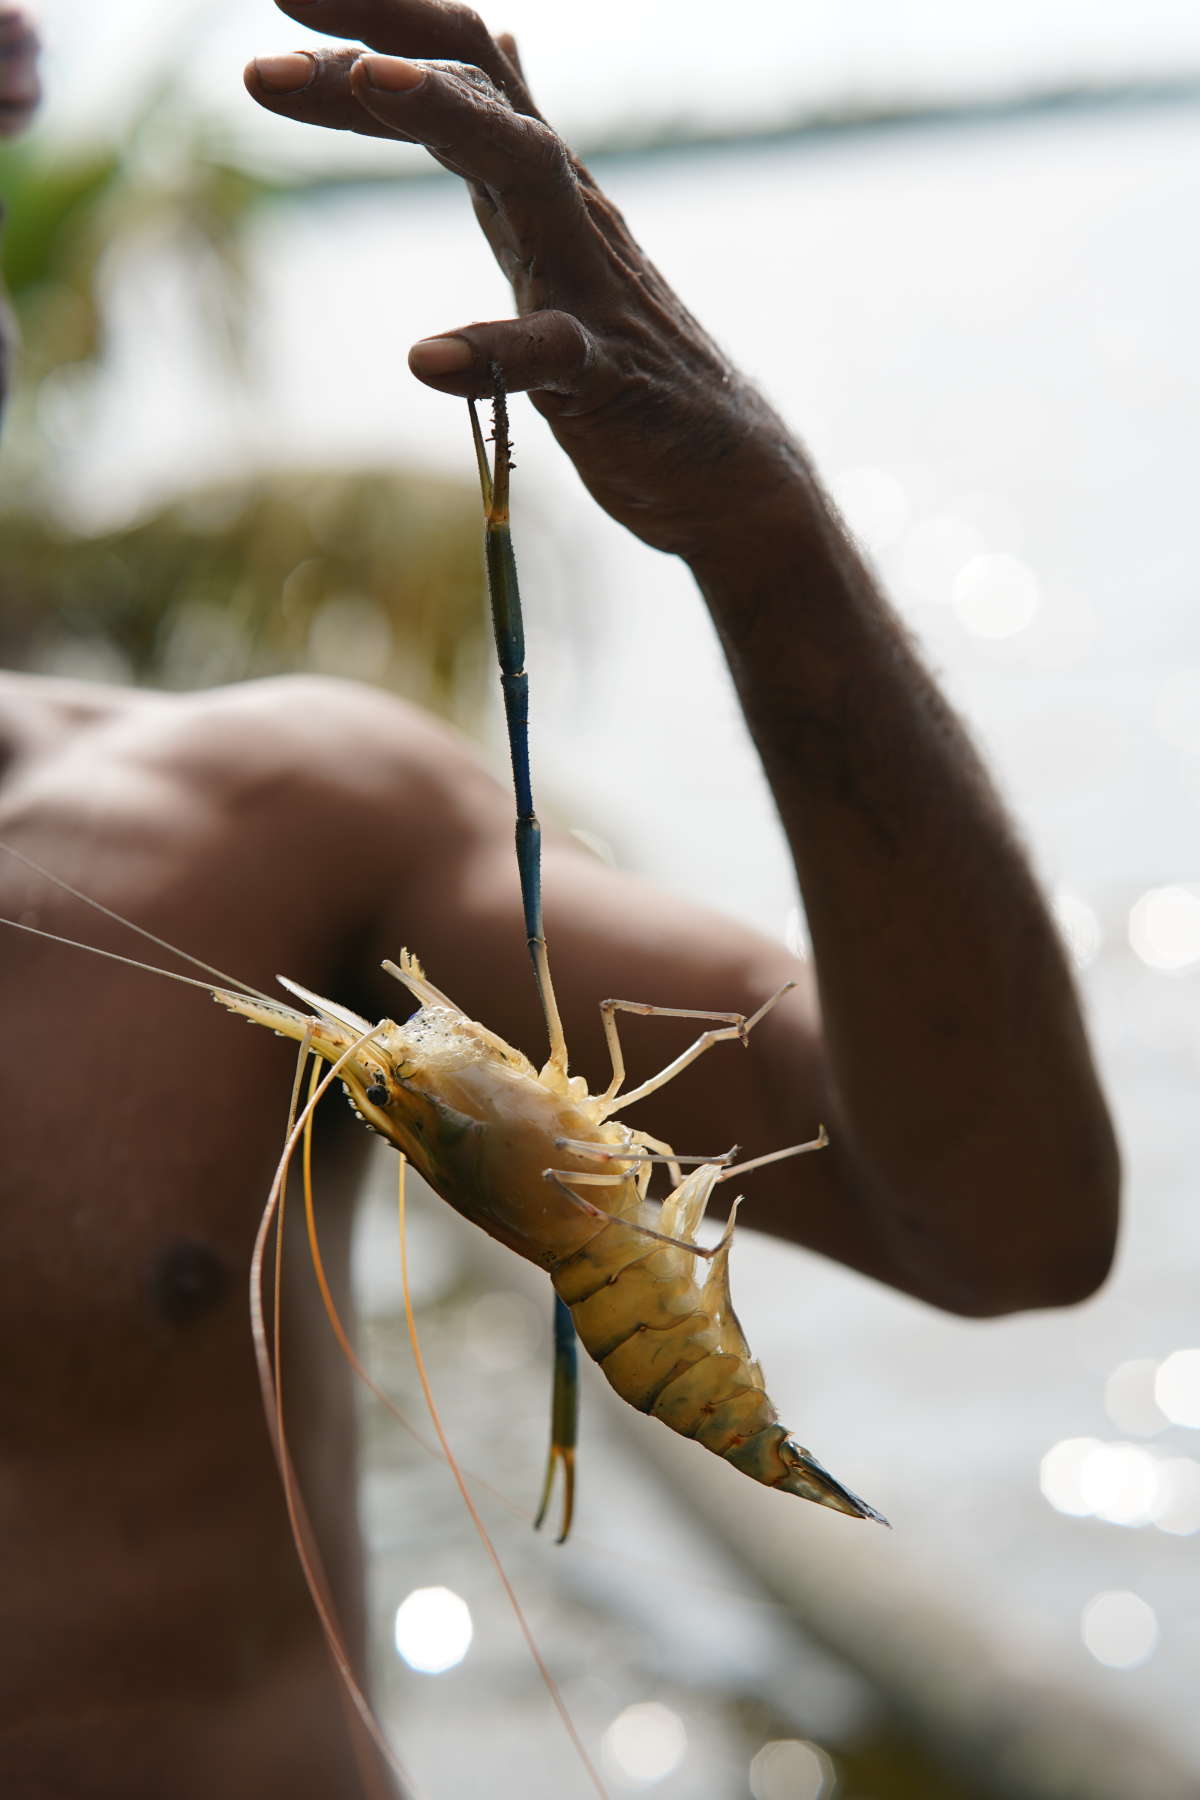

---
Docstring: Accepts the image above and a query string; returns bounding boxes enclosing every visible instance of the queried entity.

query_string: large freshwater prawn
[214,382,886,1545]
[2,380,884,1536]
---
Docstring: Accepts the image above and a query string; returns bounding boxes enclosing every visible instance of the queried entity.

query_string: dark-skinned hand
[245,0,803,560]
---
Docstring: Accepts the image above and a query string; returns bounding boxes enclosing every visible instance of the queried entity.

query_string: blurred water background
[5,3,1200,1796]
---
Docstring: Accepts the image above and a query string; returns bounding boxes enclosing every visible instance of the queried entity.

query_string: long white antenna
[0,915,250,998]
[0,840,274,1002]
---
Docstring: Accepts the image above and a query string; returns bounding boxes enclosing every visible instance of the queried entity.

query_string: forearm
[689,453,1119,1314]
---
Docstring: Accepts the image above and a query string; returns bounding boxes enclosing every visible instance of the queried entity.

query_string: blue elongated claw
[468,369,567,1077]
[470,379,578,1538]
[534,1296,579,1543]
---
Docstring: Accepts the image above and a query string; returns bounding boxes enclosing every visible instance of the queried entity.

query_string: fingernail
[359,55,426,93]
[253,52,316,93]
[410,337,475,375]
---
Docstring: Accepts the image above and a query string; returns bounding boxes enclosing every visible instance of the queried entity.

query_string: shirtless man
[0,3,1118,1795]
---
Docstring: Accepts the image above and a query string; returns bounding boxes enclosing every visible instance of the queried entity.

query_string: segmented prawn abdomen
[551,1202,888,1523]
[551,1213,778,1435]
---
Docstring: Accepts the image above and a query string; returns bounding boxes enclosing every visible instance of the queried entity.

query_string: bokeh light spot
[1150,1458,1200,1535]
[1052,890,1103,971]
[1078,1442,1162,1526]
[749,1738,835,1800]
[1041,1433,1200,1536]
[1081,1591,1158,1669]
[899,514,984,605]
[1128,886,1200,971]
[603,1702,687,1785]
[393,1586,473,1674]
[1104,1359,1167,1438]
[1040,1437,1102,1517]
[952,551,1040,638]
[1155,1347,1200,1426]
[829,465,910,554]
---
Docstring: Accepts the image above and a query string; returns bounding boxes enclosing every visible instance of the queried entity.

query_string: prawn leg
[552,1137,738,1170]
[599,982,797,1116]
[717,1129,829,1183]
[470,371,579,1537]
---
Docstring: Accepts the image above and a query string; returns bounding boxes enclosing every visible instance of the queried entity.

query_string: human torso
[0,674,399,1798]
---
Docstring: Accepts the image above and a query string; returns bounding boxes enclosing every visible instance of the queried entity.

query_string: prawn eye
[365,1082,389,1107]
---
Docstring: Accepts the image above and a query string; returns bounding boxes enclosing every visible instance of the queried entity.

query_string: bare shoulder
[4,674,492,842]
[0,669,134,757]
[138,672,464,768]
[0,672,505,924]
[151,675,494,830]
[122,679,514,943]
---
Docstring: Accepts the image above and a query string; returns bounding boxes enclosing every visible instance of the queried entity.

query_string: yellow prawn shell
[216,952,886,1524]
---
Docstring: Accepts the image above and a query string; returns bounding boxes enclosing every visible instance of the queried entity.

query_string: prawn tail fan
[549,1166,889,1525]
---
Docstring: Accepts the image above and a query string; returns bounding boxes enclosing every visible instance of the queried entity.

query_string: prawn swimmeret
[213,374,887,1539]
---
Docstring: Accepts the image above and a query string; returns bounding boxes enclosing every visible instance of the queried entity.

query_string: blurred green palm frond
[0,466,486,720]
[0,84,487,721]
[0,51,289,380]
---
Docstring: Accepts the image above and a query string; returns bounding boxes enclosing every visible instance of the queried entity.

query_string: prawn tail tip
[779,1439,890,1527]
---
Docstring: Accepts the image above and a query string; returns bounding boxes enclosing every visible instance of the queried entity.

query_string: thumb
[408,310,600,404]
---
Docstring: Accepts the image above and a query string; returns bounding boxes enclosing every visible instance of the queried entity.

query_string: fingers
[247,46,400,142]
[495,31,526,83]
[247,47,512,157]
[271,0,538,116]
[246,49,608,297]
[247,48,523,170]
[408,311,605,406]
[349,58,612,298]
[349,57,564,199]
